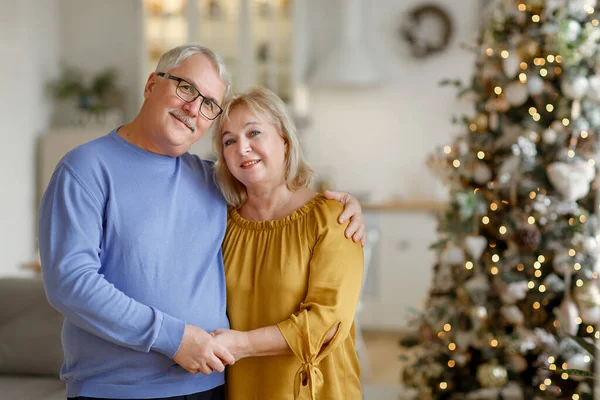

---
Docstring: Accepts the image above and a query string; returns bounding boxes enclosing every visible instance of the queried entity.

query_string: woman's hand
[323,190,366,246]
[211,328,251,362]
[174,325,235,374]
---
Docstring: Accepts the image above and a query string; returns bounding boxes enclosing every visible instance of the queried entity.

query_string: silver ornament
[547,161,595,201]
[587,75,600,102]
[477,362,508,389]
[562,75,589,100]
[527,75,545,96]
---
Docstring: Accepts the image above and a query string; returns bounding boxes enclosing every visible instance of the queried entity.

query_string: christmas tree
[403,1,600,399]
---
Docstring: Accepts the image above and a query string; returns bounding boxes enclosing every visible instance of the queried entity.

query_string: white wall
[0,0,60,276]
[302,0,478,203]
[58,0,145,121]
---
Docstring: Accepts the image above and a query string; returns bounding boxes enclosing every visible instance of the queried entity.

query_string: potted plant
[48,66,120,114]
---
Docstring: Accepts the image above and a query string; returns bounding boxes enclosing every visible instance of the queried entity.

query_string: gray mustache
[169,109,197,132]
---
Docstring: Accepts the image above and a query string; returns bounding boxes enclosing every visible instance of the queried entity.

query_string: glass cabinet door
[143,0,293,103]
[248,0,292,102]
[144,0,189,76]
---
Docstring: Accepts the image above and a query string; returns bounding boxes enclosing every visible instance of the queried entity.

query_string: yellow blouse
[222,194,364,400]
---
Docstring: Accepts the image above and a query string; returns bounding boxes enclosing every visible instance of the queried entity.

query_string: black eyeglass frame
[156,72,223,120]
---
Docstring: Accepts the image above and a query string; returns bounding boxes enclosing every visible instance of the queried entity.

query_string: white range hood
[309,0,382,87]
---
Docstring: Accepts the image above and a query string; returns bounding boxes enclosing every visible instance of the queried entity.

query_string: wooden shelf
[362,199,447,213]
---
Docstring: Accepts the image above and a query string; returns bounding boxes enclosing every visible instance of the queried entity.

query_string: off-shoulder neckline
[228,193,327,230]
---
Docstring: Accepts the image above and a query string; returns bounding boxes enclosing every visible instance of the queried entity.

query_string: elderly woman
[210,86,364,399]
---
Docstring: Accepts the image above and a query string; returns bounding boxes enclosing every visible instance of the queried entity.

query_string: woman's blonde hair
[212,86,313,208]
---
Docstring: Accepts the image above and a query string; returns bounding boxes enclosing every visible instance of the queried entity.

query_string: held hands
[323,190,366,246]
[210,328,251,362]
[173,325,235,375]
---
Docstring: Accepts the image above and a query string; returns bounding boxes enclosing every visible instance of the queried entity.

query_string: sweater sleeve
[277,201,364,400]
[38,164,185,358]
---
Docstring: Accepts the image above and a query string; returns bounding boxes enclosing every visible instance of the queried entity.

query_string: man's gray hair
[155,43,232,97]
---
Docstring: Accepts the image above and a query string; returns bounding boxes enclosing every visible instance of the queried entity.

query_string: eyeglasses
[156,72,223,120]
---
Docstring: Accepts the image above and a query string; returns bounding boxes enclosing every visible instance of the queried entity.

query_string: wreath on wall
[400,4,454,58]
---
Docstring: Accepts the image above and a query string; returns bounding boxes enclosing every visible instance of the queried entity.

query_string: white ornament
[569,0,597,20]
[565,19,583,41]
[555,297,579,336]
[500,281,529,304]
[504,82,529,106]
[561,76,589,100]
[518,328,541,353]
[527,75,545,96]
[542,128,558,144]
[544,273,566,293]
[501,305,525,325]
[580,305,600,324]
[474,165,493,185]
[573,116,590,132]
[443,245,466,265]
[465,235,488,260]
[583,236,598,252]
[532,327,559,353]
[566,353,591,381]
[503,51,521,78]
[587,108,600,127]
[587,75,600,102]
[470,305,488,331]
[547,161,595,201]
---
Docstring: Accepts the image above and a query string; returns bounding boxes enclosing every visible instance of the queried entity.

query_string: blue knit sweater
[39,130,229,399]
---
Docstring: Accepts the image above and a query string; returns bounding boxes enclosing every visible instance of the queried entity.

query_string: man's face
[141,54,227,157]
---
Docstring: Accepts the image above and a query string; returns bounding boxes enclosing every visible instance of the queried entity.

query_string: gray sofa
[0,277,65,399]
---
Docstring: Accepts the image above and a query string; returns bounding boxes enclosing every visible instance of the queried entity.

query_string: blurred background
[0,0,483,398]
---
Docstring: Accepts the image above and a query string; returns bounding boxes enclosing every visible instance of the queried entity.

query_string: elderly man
[39,44,365,400]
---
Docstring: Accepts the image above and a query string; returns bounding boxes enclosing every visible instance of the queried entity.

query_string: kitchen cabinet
[143,0,307,106]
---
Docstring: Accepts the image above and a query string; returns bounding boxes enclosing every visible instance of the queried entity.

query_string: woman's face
[221,104,288,188]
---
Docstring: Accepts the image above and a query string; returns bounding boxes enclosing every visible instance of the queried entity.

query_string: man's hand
[323,190,366,246]
[173,325,235,375]
[211,328,251,362]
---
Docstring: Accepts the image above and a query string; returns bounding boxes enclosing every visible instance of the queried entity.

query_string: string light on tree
[404,2,600,398]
